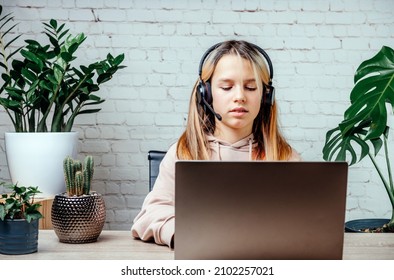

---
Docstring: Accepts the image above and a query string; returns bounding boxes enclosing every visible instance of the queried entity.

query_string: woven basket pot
[51,193,106,244]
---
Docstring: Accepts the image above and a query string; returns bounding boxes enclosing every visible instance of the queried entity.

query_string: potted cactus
[51,155,106,244]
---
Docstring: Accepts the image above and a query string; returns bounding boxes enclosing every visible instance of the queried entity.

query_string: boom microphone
[201,97,222,121]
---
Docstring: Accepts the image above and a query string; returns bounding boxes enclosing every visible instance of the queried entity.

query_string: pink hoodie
[131,134,301,247]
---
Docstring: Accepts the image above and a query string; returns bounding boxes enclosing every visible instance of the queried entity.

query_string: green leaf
[67,42,80,55]
[39,80,52,91]
[113,53,125,65]
[50,19,57,29]
[88,94,102,101]
[56,22,65,33]
[26,212,43,223]
[20,49,44,71]
[24,39,41,49]
[54,64,64,83]
[43,28,56,39]
[88,84,100,92]
[97,72,113,84]
[25,61,41,74]
[0,61,8,71]
[1,73,10,82]
[71,67,84,79]
[0,205,6,221]
[77,108,101,115]
[322,126,370,166]
[47,74,58,85]
[4,33,22,50]
[48,34,59,48]
[84,99,105,106]
[7,46,24,62]
[58,28,70,41]
[60,52,73,62]
[0,98,21,110]
[1,22,18,41]
[370,136,383,156]
[107,53,114,61]
[4,87,24,101]
[53,62,64,72]
[80,65,91,74]
[21,67,37,83]
[340,46,394,140]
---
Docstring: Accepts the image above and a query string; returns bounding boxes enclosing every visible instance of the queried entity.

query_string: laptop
[174,161,348,260]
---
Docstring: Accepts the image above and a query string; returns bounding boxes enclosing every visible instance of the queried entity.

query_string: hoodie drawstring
[248,138,252,161]
[216,141,221,160]
[208,134,255,161]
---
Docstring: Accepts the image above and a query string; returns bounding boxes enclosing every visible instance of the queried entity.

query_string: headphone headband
[198,41,274,84]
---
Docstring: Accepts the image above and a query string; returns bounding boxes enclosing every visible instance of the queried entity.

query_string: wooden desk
[0,230,172,260]
[0,231,393,260]
[342,232,394,259]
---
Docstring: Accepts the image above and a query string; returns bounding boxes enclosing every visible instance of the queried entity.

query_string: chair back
[148,150,167,191]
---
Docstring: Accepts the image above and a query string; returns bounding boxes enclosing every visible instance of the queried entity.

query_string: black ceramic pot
[0,219,39,255]
[345,218,390,232]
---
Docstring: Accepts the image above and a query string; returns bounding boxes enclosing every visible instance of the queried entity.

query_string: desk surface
[1,230,393,260]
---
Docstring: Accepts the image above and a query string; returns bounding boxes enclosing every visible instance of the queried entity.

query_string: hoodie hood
[207,134,257,160]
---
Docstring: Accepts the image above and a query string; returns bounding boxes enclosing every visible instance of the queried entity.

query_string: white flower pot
[5,132,78,197]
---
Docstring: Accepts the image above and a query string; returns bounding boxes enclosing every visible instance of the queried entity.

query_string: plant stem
[52,72,90,131]
[368,152,394,210]
[383,134,394,230]
[383,135,394,193]
[2,107,17,130]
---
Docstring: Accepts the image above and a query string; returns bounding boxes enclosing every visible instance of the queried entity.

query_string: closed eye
[245,86,257,91]
[220,87,232,91]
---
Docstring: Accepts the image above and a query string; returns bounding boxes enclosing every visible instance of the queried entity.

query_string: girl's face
[210,54,263,141]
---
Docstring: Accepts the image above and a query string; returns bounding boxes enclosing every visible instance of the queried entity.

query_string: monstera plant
[323,46,394,231]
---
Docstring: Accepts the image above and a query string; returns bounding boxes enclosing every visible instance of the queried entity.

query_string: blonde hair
[177,40,292,160]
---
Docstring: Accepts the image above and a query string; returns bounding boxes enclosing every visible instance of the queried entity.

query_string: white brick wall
[1,0,394,229]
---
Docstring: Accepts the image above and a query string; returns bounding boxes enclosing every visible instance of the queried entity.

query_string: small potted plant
[51,155,106,243]
[322,46,394,232]
[0,183,43,255]
[0,6,125,196]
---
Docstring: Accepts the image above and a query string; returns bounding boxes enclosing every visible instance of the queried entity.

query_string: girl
[131,40,301,247]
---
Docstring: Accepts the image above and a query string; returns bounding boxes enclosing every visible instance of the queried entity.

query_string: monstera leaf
[340,46,394,139]
[323,46,394,165]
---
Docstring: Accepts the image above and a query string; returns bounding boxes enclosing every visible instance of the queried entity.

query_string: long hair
[177,40,292,160]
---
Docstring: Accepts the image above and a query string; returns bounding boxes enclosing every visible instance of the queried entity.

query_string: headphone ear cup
[263,85,275,107]
[197,81,213,105]
[197,81,205,106]
[262,85,275,123]
[197,81,212,115]
[204,81,212,104]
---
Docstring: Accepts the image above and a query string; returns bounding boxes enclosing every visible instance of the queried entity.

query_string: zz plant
[323,46,394,231]
[63,155,94,196]
[0,183,43,223]
[0,6,125,132]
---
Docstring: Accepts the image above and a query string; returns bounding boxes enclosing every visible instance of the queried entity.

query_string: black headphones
[196,41,275,122]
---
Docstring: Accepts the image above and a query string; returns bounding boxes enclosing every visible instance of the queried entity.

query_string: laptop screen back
[175,161,348,260]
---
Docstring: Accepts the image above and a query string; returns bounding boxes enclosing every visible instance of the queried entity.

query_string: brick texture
[1,0,394,229]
